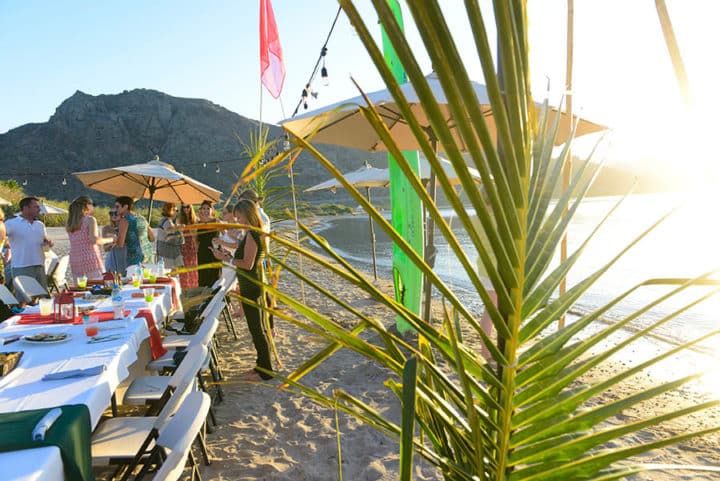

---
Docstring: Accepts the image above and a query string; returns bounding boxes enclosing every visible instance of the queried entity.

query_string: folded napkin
[131,292,161,298]
[42,365,106,381]
[32,407,62,441]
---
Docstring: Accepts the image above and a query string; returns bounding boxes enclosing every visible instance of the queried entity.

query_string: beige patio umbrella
[74,157,222,222]
[15,202,68,219]
[306,157,481,281]
[0,197,11,206]
[284,71,606,322]
[282,72,606,152]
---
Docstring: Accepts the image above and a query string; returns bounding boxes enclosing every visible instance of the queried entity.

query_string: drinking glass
[39,298,53,316]
[84,316,99,337]
[143,287,154,302]
[77,275,88,289]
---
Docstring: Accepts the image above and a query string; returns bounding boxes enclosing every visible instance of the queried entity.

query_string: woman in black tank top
[211,199,272,381]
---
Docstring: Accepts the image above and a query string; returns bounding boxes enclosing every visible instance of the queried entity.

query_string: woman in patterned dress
[114,196,155,268]
[66,196,115,279]
[178,203,198,289]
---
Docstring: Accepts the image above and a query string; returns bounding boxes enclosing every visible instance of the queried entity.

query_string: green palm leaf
[249,1,720,479]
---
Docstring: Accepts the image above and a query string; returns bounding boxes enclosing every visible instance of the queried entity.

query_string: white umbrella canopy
[282,72,607,152]
[15,202,68,216]
[305,156,481,193]
[0,197,11,206]
[74,157,222,220]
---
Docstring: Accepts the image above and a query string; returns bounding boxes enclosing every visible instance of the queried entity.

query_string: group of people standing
[0,190,275,381]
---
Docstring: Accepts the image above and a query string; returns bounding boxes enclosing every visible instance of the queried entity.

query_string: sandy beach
[44,225,720,480]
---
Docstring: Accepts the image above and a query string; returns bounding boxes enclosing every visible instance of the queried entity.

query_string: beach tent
[306,157,481,281]
[285,71,607,321]
[15,201,68,216]
[73,156,222,222]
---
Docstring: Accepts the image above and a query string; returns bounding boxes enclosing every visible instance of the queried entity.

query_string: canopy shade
[282,72,606,152]
[0,197,11,206]
[74,159,222,205]
[305,157,481,193]
[15,202,68,216]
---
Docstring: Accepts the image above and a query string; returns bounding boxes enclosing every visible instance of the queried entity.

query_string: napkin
[42,365,106,381]
[32,407,62,441]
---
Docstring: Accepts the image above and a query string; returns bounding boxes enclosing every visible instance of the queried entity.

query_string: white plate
[22,333,72,344]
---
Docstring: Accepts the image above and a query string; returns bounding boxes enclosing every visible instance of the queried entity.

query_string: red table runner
[16,310,167,360]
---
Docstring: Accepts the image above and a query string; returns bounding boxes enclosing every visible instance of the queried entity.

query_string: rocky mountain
[0,89,383,205]
[1,88,668,210]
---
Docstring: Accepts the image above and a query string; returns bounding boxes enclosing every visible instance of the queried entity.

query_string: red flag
[260,0,285,99]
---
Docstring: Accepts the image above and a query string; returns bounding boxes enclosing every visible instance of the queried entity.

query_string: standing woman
[102,210,127,274]
[156,202,184,268]
[212,199,272,381]
[178,204,198,289]
[114,196,154,267]
[196,200,220,288]
[66,196,114,279]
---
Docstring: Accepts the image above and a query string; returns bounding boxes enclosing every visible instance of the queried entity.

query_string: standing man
[5,197,54,289]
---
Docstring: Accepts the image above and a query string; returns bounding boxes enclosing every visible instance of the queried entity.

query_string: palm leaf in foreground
[253,1,720,479]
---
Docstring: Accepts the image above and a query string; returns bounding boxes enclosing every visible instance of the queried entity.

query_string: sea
[311,191,720,395]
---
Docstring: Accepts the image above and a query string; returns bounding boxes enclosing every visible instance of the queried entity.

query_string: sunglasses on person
[109,211,118,216]
[182,205,191,209]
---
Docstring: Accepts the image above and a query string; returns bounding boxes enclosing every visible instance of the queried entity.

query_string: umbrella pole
[366,187,378,281]
[421,171,437,324]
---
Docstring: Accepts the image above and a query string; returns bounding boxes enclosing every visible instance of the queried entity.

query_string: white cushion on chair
[122,376,170,405]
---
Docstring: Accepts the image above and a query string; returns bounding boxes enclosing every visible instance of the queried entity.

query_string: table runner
[0,404,94,481]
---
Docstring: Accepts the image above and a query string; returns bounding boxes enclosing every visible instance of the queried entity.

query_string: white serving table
[0,283,175,480]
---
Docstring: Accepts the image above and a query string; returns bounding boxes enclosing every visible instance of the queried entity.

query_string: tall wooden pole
[655,0,693,106]
[559,0,574,329]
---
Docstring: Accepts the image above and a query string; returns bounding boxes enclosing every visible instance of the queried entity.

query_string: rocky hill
[0,89,383,205]
[1,88,668,209]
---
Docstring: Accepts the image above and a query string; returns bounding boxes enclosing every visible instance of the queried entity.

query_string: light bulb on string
[22,179,27,186]
[203,162,207,168]
[62,177,67,186]
[215,164,220,174]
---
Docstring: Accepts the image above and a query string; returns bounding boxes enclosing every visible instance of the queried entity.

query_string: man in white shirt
[5,197,54,290]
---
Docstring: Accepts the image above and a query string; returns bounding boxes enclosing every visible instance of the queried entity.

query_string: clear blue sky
[1,1,716,172]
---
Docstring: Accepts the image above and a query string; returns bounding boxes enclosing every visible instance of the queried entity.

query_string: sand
[44,226,720,480]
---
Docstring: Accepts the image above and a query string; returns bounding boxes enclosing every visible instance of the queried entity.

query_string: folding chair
[91,347,207,480]
[0,284,19,306]
[13,275,50,304]
[47,255,69,293]
[144,392,211,481]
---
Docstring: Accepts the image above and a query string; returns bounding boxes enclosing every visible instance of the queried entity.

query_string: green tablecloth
[0,404,94,481]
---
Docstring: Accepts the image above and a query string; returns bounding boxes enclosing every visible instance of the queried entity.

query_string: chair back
[0,284,19,305]
[153,346,207,432]
[45,257,59,277]
[151,392,211,481]
[168,344,208,390]
[187,316,220,349]
[13,275,49,303]
[53,255,69,287]
[220,267,237,291]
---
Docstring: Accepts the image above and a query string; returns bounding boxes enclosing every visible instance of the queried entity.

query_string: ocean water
[312,192,720,386]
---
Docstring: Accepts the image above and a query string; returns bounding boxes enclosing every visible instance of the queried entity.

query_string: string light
[291,7,342,117]
[215,164,220,173]
[320,46,329,86]
[22,179,27,186]
[203,162,207,168]
[62,177,67,185]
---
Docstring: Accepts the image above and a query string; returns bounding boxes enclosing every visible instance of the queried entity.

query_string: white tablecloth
[0,283,175,480]
[0,447,64,481]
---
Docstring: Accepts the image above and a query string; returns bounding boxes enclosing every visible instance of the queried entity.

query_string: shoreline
[45,222,720,479]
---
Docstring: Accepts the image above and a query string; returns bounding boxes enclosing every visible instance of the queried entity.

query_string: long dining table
[0,278,179,481]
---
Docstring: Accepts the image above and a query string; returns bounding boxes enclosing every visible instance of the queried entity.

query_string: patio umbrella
[284,71,606,322]
[73,157,222,222]
[15,202,68,216]
[305,157,481,281]
[0,197,11,206]
[282,72,606,152]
